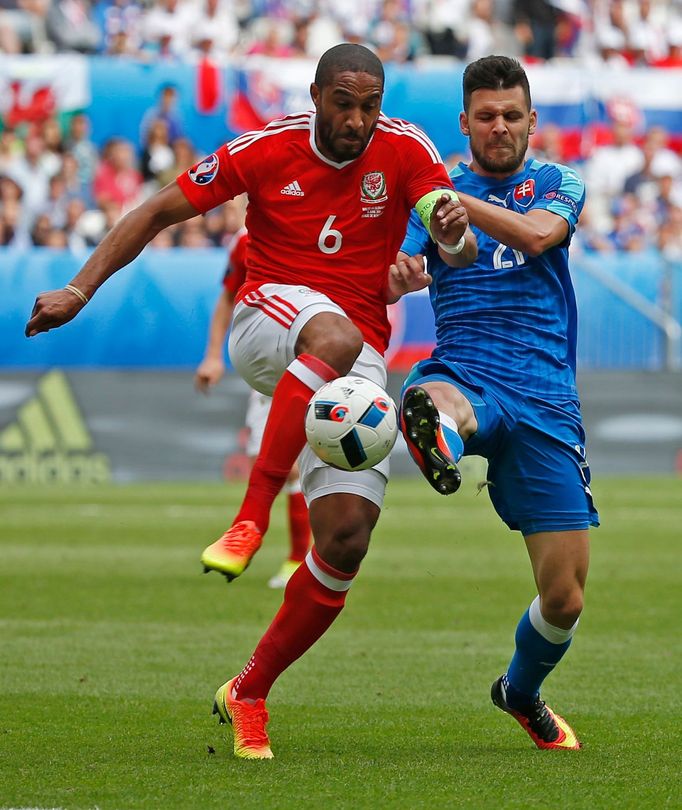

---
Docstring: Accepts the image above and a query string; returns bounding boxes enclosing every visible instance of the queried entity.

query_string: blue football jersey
[401,159,585,401]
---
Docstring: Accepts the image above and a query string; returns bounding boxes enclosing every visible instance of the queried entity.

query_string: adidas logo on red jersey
[281,180,304,196]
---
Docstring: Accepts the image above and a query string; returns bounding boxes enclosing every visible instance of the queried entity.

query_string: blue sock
[439,413,464,462]
[505,599,576,710]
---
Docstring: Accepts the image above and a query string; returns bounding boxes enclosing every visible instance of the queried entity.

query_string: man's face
[460,85,536,177]
[311,70,383,163]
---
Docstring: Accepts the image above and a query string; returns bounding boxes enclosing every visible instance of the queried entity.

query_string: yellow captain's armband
[415,189,459,240]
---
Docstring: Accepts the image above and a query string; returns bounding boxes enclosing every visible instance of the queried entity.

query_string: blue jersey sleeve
[531,162,585,236]
[400,208,430,256]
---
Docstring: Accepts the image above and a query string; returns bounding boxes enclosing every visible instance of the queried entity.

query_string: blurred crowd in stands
[2,96,680,257]
[0,0,681,256]
[1,0,681,66]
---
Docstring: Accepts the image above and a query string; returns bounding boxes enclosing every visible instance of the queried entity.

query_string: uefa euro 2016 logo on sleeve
[189,153,219,185]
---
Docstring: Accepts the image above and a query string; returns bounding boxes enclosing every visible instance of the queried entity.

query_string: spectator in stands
[0,171,25,245]
[572,200,615,253]
[156,136,196,188]
[245,17,294,55]
[553,4,584,58]
[0,128,22,174]
[40,116,65,176]
[204,195,247,247]
[30,211,53,245]
[40,172,70,228]
[289,16,310,56]
[653,19,682,67]
[608,193,649,251]
[512,0,557,61]
[6,132,53,226]
[627,0,668,65]
[658,205,682,258]
[140,117,174,187]
[414,0,468,58]
[0,212,14,245]
[0,0,48,54]
[104,27,134,55]
[65,112,99,191]
[0,172,23,206]
[465,0,514,62]
[45,225,68,247]
[328,0,377,46]
[0,198,25,245]
[93,0,144,55]
[148,227,174,249]
[59,151,93,206]
[383,19,424,62]
[93,137,142,212]
[141,0,192,59]
[593,0,629,64]
[624,127,681,205]
[46,0,101,52]
[653,171,682,228]
[584,115,644,199]
[177,216,211,247]
[78,197,122,245]
[370,0,423,63]
[190,0,240,59]
[64,196,88,251]
[303,12,344,57]
[139,83,184,146]
[530,123,565,165]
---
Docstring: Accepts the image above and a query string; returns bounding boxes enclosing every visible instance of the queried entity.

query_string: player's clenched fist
[25,288,86,337]
[430,192,469,245]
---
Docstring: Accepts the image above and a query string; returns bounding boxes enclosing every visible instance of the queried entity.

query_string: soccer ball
[305,376,398,471]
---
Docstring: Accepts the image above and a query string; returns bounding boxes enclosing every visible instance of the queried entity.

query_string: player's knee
[334,531,370,570]
[541,588,584,629]
[313,499,379,571]
[296,314,363,375]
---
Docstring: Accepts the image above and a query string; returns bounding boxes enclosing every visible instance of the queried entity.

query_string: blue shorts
[403,358,600,536]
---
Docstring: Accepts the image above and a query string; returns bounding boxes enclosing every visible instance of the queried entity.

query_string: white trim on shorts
[228,283,346,395]
[302,463,388,509]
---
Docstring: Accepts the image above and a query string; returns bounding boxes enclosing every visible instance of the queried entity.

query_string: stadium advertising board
[0,370,680,484]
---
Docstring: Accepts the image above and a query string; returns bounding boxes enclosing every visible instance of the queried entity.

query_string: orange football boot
[201,520,263,581]
[212,678,274,760]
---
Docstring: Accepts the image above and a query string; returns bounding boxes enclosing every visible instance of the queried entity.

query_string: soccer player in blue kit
[399,55,599,750]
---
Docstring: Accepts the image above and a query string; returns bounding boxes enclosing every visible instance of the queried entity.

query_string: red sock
[287,491,311,562]
[234,354,338,534]
[233,547,357,701]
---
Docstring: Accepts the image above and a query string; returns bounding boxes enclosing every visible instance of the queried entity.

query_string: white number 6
[318,215,343,255]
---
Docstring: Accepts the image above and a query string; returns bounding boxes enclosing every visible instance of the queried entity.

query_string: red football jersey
[223,227,248,295]
[177,111,452,354]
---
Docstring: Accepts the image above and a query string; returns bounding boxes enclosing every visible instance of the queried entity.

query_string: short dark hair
[462,55,531,112]
[314,43,384,90]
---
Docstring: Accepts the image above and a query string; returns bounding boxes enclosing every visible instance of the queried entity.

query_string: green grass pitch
[1,477,680,809]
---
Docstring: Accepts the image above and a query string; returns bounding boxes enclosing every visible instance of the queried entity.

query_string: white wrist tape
[437,235,466,255]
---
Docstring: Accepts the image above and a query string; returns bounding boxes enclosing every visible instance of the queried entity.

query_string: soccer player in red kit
[195,228,311,589]
[26,43,477,759]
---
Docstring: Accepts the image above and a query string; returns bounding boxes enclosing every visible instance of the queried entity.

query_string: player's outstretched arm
[457,191,568,256]
[25,182,198,337]
[387,252,430,304]
[195,288,235,393]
